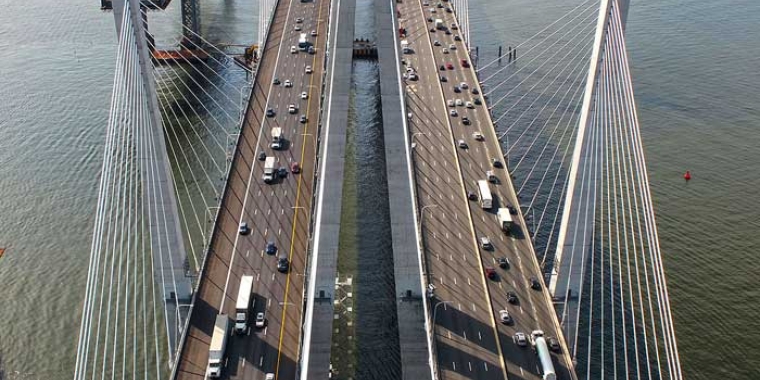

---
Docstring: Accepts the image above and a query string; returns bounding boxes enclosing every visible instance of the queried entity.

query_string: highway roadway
[398,0,576,379]
[172,0,329,377]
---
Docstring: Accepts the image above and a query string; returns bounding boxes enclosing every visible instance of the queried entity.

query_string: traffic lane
[405,4,510,379]
[173,25,286,380]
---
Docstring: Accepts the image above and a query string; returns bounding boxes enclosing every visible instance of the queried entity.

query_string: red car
[460,58,470,68]
[290,161,301,174]
[446,62,454,70]
[485,267,496,280]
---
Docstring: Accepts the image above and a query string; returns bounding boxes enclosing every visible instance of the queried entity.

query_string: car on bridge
[514,332,528,347]
[454,35,462,41]
[239,222,250,235]
[266,241,277,255]
[284,80,293,87]
[450,109,458,117]
[498,257,510,269]
[461,58,470,68]
[266,108,276,117]
[301,91,308,99]
[462,116,470,125]
[472,131,483,141]
[433,40,441,46]
[255,312,266,328]
[530,276,542,290]
[486,267,497,280]
[507,291,518,304]
[480,236,492,250]
[300,114,307,123]
[290,161,301,174]
[457,139,467,148]
[499,310,513,325]
[446,62,454,70]
[440,75,447,82]
[305,65,313,74]
[311,30,318,36]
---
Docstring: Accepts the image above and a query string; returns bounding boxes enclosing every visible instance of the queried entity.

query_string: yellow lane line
[274,0,326,376]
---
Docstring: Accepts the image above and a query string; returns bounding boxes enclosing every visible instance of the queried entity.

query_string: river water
[0,0,758,379]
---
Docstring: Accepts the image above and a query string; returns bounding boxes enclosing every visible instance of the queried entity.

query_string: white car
[294,25,302,31]
[288,104,297,114]
[455,98,464,106]
[284,80,293,87]
[449,109,458,117]
[290,46,297,54]
[295,17,304,23]
[499,310,512,325]
[255,312,266,328]
[442,48,449,54]
[265,374,275,380]
[472,132,484,141]
[301,91,308,99]
[447,99,455,107]
[514,332,528,347]
[311,30,318,36]
[466,101,474,108]
[460,82,469,89]
[449,43,457,50]
[305,65,313,74]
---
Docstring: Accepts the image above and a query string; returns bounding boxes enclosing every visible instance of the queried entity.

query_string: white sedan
[301,91,308,99]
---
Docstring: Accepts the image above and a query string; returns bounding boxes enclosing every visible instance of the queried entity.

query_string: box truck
[270,127,283,150]
[206,314,229,378]
[234,276,255,334]
[497,207,513,232]
[263,156,276,183]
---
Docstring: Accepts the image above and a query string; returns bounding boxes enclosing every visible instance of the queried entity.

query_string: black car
[529,276,541,290]
[273,78,281,85]
[430,28,436,33]
[239,222,250,235]
[508,205,518,215]
[440,65,446,71]
[445,29,452,35]
[258,151,267,161]
[471,88,479,95]
[491,158,503,168]
[266,108,276,117]
[277,256,289,273]
[427,17,433,22]
[277,167,288,178]
[498,257,509,269]
[548,337,561,352]
[506,291,518,304]
[440,75,447,82]
[454,35,462,41]
[474,97,482,105]
[467,191,478,201]
[453,86,461,93]
[462,116,470,125]
[266,241,277,255]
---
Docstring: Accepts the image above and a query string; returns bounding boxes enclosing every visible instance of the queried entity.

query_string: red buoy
[683,171,691,181]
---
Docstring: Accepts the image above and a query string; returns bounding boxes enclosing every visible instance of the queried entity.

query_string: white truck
[477,180,492,209]
[531,330,557,380]
[270,127,283,150]
[234,275,255,334]
[435,18,444,30]
[401,40,411,54]
[207,314,230,378]
[497,207,513,232]
[263,156,276,184]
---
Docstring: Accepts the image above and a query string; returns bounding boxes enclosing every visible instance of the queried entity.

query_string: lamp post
[411,132,427,149]
[429,300,453,380]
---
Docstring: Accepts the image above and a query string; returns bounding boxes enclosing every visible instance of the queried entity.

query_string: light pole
[429,300,453,380]
[411,132,427,149]
[419,204,438,231]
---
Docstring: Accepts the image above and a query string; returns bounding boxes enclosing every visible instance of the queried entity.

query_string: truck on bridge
[207,314,230,378]
[531,330,557,380]
[263,156,276,183]
[498,207,513,232]
[234,275,255,334]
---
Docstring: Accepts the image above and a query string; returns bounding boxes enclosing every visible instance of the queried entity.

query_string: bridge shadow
[434,339,507,380]
[431,295,502,356]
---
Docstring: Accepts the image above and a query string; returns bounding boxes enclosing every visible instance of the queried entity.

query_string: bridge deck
[397,0,576,379]
[171,0,330,377]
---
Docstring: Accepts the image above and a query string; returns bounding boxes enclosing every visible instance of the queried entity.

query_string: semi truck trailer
[531,330,557,380]
[234,275,255,334]
[207,314,230,378]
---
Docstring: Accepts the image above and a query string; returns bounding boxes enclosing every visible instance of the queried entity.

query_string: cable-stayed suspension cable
[477,0,596,72]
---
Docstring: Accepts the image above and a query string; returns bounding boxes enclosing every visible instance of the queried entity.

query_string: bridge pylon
[111,0,193,367]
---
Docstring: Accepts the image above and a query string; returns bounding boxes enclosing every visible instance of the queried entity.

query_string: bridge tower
[180,0,202,48]
[549,0,631,357]
[110,0,193,366]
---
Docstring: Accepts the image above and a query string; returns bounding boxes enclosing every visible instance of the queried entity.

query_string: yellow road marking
[274,0,326,376]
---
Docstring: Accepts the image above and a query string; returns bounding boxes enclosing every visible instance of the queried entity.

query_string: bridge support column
[111,0,193,367]
[180,0,201,48]
[550,0,630,362]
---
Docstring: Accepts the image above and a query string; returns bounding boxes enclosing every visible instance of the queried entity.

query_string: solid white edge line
[387,0,435,379]
[299,0,340,376]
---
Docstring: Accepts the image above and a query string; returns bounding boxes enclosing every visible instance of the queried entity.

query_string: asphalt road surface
[398,0,576,379]
[172,0,329,378]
